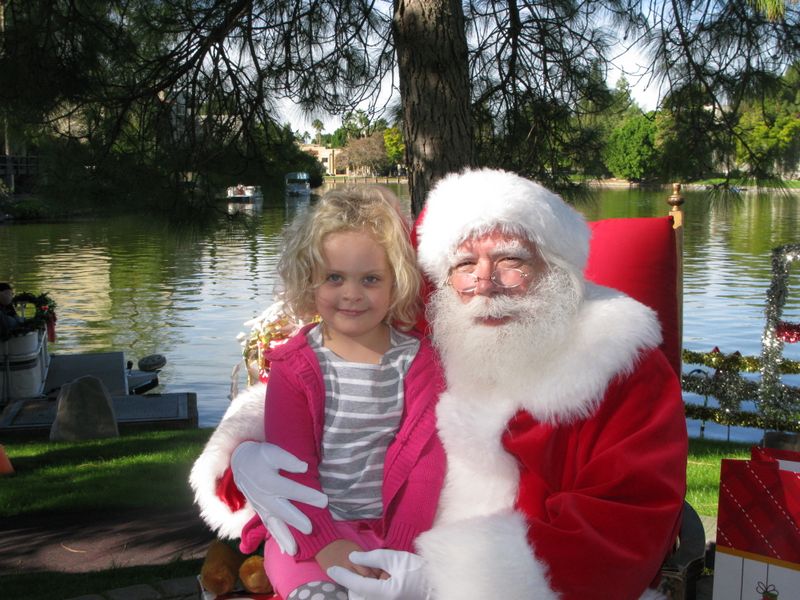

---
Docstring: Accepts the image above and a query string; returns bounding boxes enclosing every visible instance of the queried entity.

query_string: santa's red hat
[416,168,590,284]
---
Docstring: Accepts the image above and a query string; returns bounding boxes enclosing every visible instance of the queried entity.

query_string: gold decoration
[240,301,318,385]
[681,349,799,374]
[682,244,800,432]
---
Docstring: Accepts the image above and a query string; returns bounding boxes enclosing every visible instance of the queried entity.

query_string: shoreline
[320,175,800,192]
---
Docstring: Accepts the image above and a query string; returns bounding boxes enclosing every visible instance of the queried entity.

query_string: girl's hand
[327,550,431,600]
[316,540,383,579]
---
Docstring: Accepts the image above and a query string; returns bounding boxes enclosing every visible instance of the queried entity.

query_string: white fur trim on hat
[417,168,590,284]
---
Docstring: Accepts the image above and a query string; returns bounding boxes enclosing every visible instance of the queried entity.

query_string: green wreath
[1,292,58,341]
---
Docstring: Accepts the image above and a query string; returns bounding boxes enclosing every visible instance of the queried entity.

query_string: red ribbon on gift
[716,448,800,565]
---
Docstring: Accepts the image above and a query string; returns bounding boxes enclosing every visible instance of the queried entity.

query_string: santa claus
[191,168,687,600]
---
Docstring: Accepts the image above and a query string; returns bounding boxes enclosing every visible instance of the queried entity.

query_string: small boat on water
[0,293,194,437]
[0,329,163,405]
[226,184,264,214]
[285,172,311,197]
[227,184,263,202]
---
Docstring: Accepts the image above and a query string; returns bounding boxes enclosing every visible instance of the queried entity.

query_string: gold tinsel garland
[760,243,800,427]
[240,301,319,385]
[684,403,800,433]
[682,244,800,430]
[681,349,800,374]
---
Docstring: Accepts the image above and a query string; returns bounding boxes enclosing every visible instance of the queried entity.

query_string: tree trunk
[393,0,473,216]
[1,0,14,193]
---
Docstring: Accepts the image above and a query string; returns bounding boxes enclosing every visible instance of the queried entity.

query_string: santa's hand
[327,549,431,600]
[231,441,328,555]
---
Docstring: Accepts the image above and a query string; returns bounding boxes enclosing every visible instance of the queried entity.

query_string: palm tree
[311,119,324,145]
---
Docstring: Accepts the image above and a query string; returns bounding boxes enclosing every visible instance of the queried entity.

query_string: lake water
[1,183,798,442]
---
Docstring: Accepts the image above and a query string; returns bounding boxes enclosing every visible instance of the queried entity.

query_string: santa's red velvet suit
[413,284,686,599]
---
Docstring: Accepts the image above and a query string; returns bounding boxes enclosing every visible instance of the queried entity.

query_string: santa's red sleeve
[512,349,687,599]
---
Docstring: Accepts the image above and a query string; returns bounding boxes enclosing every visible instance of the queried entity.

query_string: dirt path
[0,507,215,573]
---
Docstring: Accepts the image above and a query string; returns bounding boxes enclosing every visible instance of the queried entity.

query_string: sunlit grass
[3,429,752,519]
[0,429,212,517]
[686,437,751,517]
[2,429,214,599]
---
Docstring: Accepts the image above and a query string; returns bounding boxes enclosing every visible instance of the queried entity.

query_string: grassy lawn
[0,429,753,599]
[0,429,212,516]
[685,437,750,516]
[1,429,213,600]
[2,430,751,519]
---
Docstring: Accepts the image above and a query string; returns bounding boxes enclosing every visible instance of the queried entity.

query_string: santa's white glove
[327,549,431,600]
[231,441,328,556]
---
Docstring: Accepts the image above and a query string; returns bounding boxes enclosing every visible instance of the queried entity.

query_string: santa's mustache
[427,267,583,392]
[456,294,532,321]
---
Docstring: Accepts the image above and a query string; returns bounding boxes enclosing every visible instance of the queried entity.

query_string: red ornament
[776,321,800,344]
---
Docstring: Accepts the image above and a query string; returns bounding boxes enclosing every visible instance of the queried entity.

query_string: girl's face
[314,230,394,346]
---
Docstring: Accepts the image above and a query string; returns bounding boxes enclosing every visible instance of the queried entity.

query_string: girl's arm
[263,357,343,559]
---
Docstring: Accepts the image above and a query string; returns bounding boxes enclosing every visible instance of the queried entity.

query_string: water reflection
[0,185,797,435]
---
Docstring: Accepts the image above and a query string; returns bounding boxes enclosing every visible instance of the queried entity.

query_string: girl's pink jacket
[238,324,447,559]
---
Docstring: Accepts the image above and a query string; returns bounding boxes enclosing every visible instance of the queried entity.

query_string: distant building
[299,143,342,176]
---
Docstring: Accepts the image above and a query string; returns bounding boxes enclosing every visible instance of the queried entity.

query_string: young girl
[245,186,446,600]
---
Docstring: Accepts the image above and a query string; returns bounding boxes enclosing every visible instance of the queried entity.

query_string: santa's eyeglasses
[448,267,529,294]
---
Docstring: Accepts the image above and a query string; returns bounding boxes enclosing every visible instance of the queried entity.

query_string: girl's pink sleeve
[263,357,341,559]
[383,342,446,551]
[384,435,445,552]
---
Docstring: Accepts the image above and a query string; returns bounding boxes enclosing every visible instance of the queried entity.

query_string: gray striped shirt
[308,325,420,521]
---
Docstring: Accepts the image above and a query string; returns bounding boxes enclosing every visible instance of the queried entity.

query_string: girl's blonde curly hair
[277,185,421,330]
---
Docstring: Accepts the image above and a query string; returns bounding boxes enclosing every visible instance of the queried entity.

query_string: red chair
[584,211,681,376]
[583,186,704,599]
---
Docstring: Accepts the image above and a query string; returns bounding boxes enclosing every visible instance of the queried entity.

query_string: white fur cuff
[189,383,266,539]
[415,511,558,599]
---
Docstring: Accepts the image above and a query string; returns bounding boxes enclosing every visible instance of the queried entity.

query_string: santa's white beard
[428,267,582,395]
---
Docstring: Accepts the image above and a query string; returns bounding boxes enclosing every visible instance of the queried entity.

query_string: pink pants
[264,520,383,599]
